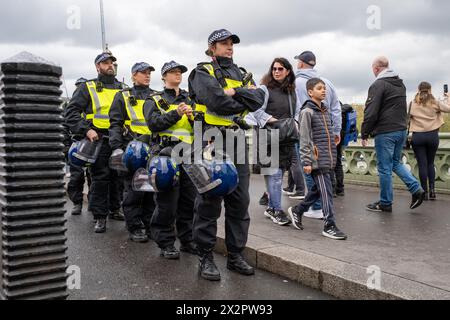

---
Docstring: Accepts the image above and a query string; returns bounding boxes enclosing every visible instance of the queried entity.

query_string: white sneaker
[303,208,324,220]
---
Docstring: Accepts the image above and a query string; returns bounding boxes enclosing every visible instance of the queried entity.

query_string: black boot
[199,251,221,281]
[71,203,82,216]
[110,209,125,221]
[129,229,149,243]
[160,245,180,260]
[180,242,199,255]
[227,253,255,276]
[429,188,436,201]
[94,218,107,233]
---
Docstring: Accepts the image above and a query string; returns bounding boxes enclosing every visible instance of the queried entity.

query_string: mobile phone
[445,84,448,94]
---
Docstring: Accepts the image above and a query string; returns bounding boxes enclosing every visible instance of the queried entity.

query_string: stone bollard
[0,52,68,300]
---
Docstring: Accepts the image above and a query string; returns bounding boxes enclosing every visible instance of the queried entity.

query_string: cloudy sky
[1,0,449,103]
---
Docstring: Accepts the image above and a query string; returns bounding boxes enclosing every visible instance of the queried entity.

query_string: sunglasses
[272,67,286,72]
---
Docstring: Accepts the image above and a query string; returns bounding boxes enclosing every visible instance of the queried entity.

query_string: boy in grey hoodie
[288,78,347,240]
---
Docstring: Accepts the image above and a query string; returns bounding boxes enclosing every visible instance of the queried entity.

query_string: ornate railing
[248,132,450,194]
[343,133,450,194]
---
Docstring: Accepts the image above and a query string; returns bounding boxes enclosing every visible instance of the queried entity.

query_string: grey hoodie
[295,69,342,135]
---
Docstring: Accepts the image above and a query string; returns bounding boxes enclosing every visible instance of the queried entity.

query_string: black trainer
[129,229,149,243]
[322,224,347,240]
[336,191,345,197]
[109,209,125,221]
[199,252,221,281]
[272,210,291,226]
[94,218,106,233]
[288,207,304,230]
[289,191,305,200]
[160,246,180,260]
[71,203,82,216]
[264,207,276,220]
[282,187,295,196]
[227,253,255,276]
[410,189,425,209]
[180,242,199,255]
[429,189,436,201]
[259,192,269,206]
[366,201,392,213]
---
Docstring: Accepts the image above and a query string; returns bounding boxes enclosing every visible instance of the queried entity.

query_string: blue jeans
[264,169,283,211]
[297,144,321,210]
[374,130,421,206]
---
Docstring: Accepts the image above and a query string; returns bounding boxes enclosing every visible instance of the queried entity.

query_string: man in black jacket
[65,52,125,233]
[361,56,424,212]
[188,29,265,281]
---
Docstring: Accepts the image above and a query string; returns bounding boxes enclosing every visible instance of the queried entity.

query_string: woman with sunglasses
[251,57,299,226]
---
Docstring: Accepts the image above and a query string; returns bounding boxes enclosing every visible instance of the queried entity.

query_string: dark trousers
[332,143,344,193]
[193,164,250,254]
[89,140,122,219]
[151,167,197,249]
[67,164,91,205]
[122,175,156,232]
[411,130,440,191]
[294,170,336,227]
[287,144,305,193]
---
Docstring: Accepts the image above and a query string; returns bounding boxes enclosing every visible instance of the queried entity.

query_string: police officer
[144,61,198,259]
[66,77,92,215]
[188,29,265,280]
[66,52,125,233]
[109,62,156,242]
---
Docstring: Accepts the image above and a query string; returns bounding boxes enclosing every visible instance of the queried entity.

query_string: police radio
[95,81,104,92]
[129,95,138,106]
[157,97,170,111]
[242,72,254,86]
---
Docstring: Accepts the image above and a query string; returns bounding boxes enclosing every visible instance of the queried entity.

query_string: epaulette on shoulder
[148,91,164,99]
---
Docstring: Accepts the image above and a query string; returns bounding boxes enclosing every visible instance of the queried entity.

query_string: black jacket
[361,75,407,139]
[188,56,265,119]
[109,85,154,150]
[143,88,192,137]
[65,74,124,137]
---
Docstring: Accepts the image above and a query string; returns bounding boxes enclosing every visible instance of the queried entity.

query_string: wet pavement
[65,174,450,299]
[240,175,450,295]
[65,200,333,300]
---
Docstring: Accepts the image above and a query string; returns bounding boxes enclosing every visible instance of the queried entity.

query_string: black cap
[75,77,87,86]
[131,62,155,74]
[294,51,316,67]
[95,52,117,64]
[207,29,240,46]
[161,61,188,75]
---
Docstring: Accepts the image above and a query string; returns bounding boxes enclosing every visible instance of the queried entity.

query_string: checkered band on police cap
[161,61,188,75]
[207,29,240,46]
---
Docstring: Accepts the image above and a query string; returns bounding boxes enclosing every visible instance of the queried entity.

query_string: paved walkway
[215,175,450,299]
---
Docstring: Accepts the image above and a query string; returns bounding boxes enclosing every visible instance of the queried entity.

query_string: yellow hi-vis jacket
[152,95,194,144]
[122,91,151,135]
[194,63,250,127]
[85,81,120,129]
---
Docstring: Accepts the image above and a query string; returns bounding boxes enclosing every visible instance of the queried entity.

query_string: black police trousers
[193,164,250,254]
[89,139,122,219]
[123,175,156,232]
[67,164,91,205]
[151,167,197,249]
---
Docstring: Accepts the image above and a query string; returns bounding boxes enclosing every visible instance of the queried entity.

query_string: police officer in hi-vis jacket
[66,52,125,233]
[188,29,265,281]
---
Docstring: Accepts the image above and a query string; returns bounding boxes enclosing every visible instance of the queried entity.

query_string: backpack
[341,103,358,146]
